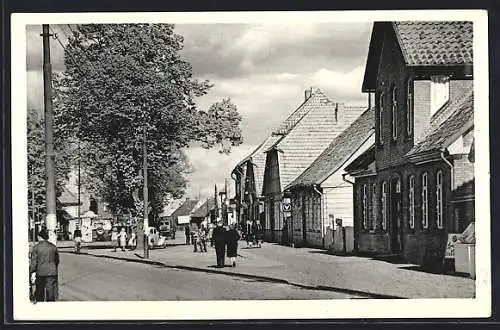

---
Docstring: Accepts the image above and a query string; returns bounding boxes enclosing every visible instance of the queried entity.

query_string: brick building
[261,87,366,243]
[344,21,474,265]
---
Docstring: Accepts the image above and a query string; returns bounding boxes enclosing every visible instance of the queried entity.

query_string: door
[390,178,403,253]
[302,195,307,243]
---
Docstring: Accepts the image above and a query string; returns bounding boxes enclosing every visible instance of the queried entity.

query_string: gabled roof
[363,21,473,92]
[393,21,473,66]
[170,199,200,218]
[287,108,374,188]
[272,100,368,190]
[406,90,474,158]
[191,199,215,218]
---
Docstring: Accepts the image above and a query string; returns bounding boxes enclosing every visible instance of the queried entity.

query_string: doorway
[390,177,403,253]
[302,195,307,244]
[269,197,275,241]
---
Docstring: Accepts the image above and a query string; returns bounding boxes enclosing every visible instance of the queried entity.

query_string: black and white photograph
[10,10,490,320]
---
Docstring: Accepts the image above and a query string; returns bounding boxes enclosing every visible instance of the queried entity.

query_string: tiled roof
[393,21,473,66]
[274,96,368,190]
[249,136,281,196]
[191,199,215,218]
[287,108,374,188]
[272,88,335,135]
[406,91,474,157]
[170,199,200,218]
[344,144,376,174]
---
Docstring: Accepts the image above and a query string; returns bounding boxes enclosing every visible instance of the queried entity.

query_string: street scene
[24,18,479,305]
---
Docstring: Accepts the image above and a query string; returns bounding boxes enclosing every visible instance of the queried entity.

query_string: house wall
[353,161,458,264]
[375,27,474,172]
[290,189,322,248]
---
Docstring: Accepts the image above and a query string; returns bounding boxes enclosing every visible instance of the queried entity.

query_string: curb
[61,250,404,299]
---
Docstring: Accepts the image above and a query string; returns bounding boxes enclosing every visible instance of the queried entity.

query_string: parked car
[148,227,167,249]
[159,219,176,239]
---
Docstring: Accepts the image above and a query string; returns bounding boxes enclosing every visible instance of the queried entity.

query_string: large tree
[54,24,242,219]
[27,108,75,219]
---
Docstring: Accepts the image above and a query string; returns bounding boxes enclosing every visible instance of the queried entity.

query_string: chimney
[304,87,313,101]
[334,102,345,124]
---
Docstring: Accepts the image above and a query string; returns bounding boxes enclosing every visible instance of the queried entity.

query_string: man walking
[29,228,60,302]
[212,220,227,268]
[184,225,190,245]
[73,225,82,253]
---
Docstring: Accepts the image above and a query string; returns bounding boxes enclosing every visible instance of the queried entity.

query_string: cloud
[176,22,372,79]
[184,145,257,199]
[193,66,368,145]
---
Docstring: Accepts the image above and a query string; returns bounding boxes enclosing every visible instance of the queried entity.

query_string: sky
[26,22,373,200]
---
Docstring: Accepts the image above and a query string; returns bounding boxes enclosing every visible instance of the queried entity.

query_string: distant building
[345,21,474,265]
[165,198,201,228]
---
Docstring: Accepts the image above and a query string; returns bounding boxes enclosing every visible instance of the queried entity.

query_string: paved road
[59,253,358,301]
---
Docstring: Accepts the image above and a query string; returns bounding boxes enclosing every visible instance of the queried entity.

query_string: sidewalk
[58,236,475,299]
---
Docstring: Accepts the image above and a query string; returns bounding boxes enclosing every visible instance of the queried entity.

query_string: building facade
[262,88,367,243]
[345,21,474,265]
[286,108,374,249]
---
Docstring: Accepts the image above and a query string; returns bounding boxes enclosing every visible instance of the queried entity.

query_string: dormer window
[406,78,413,136]
[379,91,384,146]
[431,75,450,115]
[391,85,398,141]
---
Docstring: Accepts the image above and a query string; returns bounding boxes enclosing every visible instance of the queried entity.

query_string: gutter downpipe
[312,184,324,247]
[342,173,355,185]
[440,150,454,191]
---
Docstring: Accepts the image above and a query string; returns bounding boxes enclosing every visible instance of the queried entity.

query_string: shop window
[436,170,443,229]
[381,181,387,230]
[408,175,415,229]
[392,85,398,141]
[362,184,368,230]
[422,172,428,229]
[406,78,413,136]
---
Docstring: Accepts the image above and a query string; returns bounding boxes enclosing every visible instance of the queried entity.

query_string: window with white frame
[381,181,387,230]
[379,92,384,145]
[409,175,415,229]
[392,85,398,141]
[421,172,428,229]
[372,184,377,230]
[436,170,443,229]
[406,78,413,136]
[362,184,368,229]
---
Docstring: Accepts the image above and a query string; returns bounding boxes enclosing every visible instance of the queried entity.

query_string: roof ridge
[272,88,336,135]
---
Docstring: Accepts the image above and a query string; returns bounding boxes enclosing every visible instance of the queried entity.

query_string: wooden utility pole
[42,24,58,245]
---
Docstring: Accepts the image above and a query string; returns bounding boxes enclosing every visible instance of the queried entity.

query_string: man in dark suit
[212,220,227,268]
[30,228,60,301]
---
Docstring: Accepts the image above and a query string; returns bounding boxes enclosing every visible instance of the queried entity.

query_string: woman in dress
[118,227,128,251]
[111,227,119,252]
[226,223,241,267]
